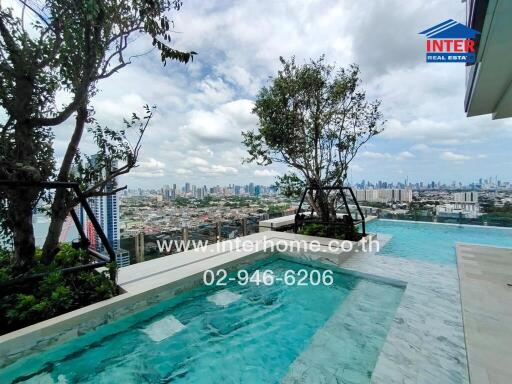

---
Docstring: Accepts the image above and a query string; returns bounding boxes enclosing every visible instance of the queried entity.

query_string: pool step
[281,279,404,384]
[142,315,186,342]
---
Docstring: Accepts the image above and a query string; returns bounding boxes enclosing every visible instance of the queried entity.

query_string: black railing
[293,186,366,237]
[0,180,117,286]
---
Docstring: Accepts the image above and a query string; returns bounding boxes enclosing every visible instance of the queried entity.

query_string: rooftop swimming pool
[1,257,403,384]
[367,219,512,265]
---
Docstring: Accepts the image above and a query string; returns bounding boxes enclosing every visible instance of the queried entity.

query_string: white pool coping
[0,228,471,384]
[259,213,378,231]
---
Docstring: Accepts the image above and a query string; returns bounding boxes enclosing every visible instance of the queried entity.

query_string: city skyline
[129,175,512,197]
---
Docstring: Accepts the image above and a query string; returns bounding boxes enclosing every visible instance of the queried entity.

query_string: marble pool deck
[1,231,472,384]
[293,240,470,384]
[456,243,512,384]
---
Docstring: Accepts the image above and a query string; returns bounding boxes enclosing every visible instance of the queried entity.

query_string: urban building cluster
[140,182,277,201]
[120,191,290,237]
[435,192,480,219]
[353,176,511,191]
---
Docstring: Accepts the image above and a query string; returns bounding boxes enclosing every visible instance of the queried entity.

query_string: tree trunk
[314,190,332,222]
[7,191,37,272]
[7,67,41,271]
[41,100,88,262]
[41,194,70,263]
[5,166,41,273]
[306,191,331,221]
[329,195,338,221]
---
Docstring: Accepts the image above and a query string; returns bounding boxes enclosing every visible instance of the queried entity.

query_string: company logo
[419,19,480,63]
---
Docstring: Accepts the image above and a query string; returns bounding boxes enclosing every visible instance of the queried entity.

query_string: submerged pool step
[142,315,186,342]
[282,279,404,384]
[206,289,242,306]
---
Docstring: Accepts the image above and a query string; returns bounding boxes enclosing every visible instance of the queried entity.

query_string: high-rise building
[454,192,478,203]
[355,188,412,203]
[163,185,170,200]
[85,186,130,267]
[80,159,130,267]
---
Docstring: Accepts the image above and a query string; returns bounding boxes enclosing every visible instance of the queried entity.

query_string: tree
[0,1,195,272]
[243,56,384,223]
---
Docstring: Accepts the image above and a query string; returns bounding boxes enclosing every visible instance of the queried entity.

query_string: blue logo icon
[419,19,481,63]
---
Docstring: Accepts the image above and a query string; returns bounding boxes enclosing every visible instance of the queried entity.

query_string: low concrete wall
[259,214,296,231]
[259,213,378,232]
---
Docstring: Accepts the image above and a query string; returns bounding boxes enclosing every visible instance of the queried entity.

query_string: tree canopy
[243,56,384,221]
[0,0,195,271]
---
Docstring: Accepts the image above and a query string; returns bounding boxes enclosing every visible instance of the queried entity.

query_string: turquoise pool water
[2,257,403,384]
[367,219,512,265]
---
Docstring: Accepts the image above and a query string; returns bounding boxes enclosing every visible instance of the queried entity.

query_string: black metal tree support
[0,180,118,287]
[293,186,366,238]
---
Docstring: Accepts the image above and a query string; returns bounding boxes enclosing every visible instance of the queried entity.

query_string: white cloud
[128,157,166,178]
[189,157,210,167]
[188,146,214,158]
[94,93,147,120]
[129,170,165,178]
[397,151,415,159]
[215,63,260,94]
[219,147,247,164]
[254,169,280,177]
[360,151,392,159]
[139,158,165,169]
[185,99,256,143]
[360,151,414,161]
[188,77,235,106]
[410,143,430,152]
[197,165,238,174]
[381,114,512,146]
[175,168,192,175]
[441,151,471,162]
[349,164,364,172]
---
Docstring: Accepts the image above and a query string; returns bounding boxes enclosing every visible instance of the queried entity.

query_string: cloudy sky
[51,0,512,188]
